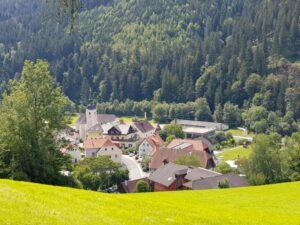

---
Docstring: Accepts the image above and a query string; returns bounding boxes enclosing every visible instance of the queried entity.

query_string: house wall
[85,148,98,157]
[67,150,82,163]
[153,181,177,192]
[138,139,153,158]
[87,132,102,139]
[97,146,122,163]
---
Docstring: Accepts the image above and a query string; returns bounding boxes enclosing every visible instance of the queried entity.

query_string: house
[102,123,139,149]
[183,173,249,190]
[148,163,189,192]
[131,120,155,139]
[149,139,216,171]
[76,104,118,139]
[171,119,229,139]
[83,138,122,163]
[138,134,164,159]
[61,148,83,163]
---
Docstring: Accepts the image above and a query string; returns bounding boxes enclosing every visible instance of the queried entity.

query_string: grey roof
[76,114,117,125]
[148,163,188,187]
[102,124,135,135]
[195,137,214,150]
[76,114,87,124]
[183,173,249,190]
[87,104,96,110]
[172,119,228,131]
[87,123,104,132]
[185,167,220,181]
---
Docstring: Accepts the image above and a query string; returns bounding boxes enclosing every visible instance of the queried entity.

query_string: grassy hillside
[1,180,300,225]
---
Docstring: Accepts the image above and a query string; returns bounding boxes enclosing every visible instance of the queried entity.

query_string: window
[105,148,107,151]
[109,155,111,159]
[115,154,117,158]
[111,148,114,150]
[129,144,132,147]
[92,152,96,157]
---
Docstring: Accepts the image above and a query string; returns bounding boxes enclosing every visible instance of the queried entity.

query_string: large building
[149,139,216,171]
[171,119,229,139]
[76,104,118,139]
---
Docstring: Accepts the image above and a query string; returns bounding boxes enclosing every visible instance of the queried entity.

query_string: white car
[129,153,135,157]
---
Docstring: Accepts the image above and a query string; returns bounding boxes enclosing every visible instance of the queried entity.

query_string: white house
[138,134,164,159]
[61,148,83,163]
[83,138,122,163]
[131,120,155,139]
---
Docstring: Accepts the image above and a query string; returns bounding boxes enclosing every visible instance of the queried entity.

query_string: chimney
[145,112,147,120]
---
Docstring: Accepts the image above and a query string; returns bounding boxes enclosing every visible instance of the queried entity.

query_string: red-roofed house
[83,138,122,163]
[138,134,164,159]
[149,139,215,171]
[131,120,155,139]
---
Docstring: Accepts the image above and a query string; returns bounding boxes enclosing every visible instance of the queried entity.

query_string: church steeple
[86,89,97,129]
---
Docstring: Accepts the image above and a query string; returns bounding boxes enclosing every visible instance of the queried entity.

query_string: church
[75,104,118,139]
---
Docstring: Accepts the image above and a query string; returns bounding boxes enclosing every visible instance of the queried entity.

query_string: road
[233,135,253,142]
[122,155,146,180]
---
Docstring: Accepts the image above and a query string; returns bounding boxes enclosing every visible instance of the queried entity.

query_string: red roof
[84,138,116,149]
[167,139,208,151]
[149,148,211,170]
[149,139,213,170]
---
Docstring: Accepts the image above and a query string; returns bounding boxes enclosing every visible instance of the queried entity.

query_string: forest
[0,0,299,133]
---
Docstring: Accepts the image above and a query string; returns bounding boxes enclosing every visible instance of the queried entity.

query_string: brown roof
[149,147,212,170]
[183,173,249,190]
[83,138,116,149]
[133,120,154,133]
[145,134,164,155]
[121,178,150,193]
[148,163,189,187]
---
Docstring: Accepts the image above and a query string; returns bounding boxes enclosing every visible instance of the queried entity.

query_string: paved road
[233,135,253,142]
[122,155,146,180]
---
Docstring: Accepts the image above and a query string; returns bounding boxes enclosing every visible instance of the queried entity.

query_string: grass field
[120,116,155,123]
[217,146,252,161]
[67,113,80,126]
[1,180,300,225]
[227,129,255,138]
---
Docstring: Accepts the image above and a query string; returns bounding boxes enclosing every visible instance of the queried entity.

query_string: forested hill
[0,0,299,111]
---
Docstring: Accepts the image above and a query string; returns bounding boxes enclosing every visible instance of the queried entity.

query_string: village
[60,103,252,193]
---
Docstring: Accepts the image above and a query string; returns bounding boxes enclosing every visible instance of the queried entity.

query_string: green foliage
[163,124,185,139]
[216,163,234,174]
[241,134,285,185]
[74,156,128,190]
[135,180,151,193]
[0,60,70,185]
[175,154,201,167]
[218,179,230,189]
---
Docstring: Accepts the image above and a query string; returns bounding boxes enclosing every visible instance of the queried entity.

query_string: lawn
[120,116,155,123]
[217,146,252,161]
[67,113,80,126]
[1,179,300,225]
[227,129,255,138]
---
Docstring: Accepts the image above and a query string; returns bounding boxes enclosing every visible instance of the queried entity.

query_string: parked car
[129,153,135,157]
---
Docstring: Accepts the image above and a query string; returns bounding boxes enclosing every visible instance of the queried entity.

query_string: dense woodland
[0,0,299,133]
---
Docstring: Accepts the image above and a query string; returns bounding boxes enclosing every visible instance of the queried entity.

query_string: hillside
[0,179,300,225]
[1,0,299,107]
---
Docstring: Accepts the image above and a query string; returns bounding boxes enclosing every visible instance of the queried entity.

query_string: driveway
[122,155,146,180]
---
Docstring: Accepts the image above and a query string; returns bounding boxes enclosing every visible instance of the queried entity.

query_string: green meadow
[217,146,252,161]
[0,179,300,225]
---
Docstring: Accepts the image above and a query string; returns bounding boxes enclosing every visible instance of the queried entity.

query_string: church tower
[86,103,97,129]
